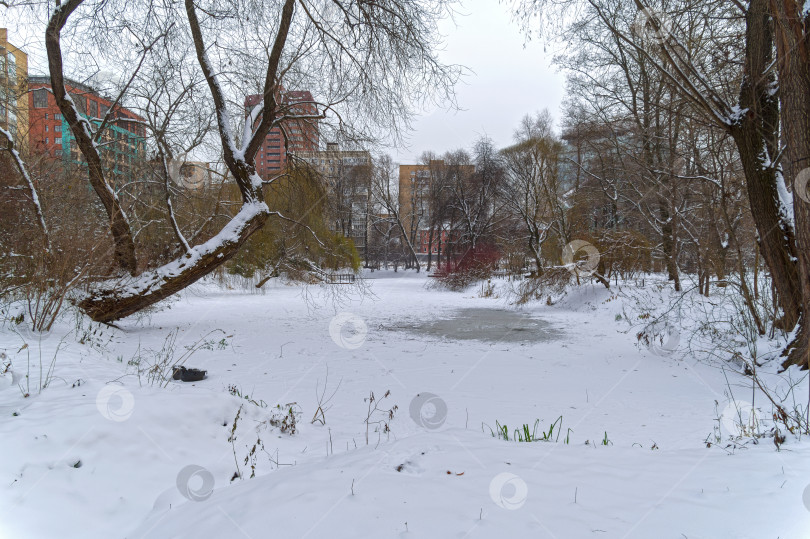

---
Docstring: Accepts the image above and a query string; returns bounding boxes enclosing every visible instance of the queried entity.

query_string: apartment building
[398,160,474,256]
[244,90,319,179]
[0,29,28,150]
[28,76,146,179]
[298,142,372,255]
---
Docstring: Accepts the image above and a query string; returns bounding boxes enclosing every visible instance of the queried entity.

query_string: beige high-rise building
[398,160,475,256]
[298,142,371,178]
[0,29,29,152]
[398,163,433,229]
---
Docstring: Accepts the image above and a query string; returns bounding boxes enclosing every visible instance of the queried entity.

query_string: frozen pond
[394,307,563,343]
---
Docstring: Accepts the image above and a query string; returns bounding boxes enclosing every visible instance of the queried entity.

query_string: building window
[33,89,48,108]
[45,125,49,132]
[72,95,86,115]
[55,124,61,132]
[55,114,62,120]
[55,138,62,145]
[89,100,98,118]
[7,53,15,81]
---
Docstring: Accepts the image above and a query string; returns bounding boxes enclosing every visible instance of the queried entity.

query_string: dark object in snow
[172,366,207,382]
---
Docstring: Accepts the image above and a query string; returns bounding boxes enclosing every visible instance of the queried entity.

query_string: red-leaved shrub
[436,244,500,290]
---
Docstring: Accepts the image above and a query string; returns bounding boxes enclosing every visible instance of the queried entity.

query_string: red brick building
[416,229,458,255]
[28,76,146,177]
[244,90,319,179]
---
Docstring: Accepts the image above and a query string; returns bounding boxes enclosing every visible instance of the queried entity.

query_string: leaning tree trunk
[730,124,801,329]
[770,0,810,369]
[76,0,297,322]
[78,205,269,321]
[730,0,802,331]
[46,0,137,275]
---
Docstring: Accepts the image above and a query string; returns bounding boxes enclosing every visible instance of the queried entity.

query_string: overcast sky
[390,1,566,164]
[2,1,565,164]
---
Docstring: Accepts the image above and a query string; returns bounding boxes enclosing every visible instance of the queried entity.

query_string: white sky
[1,1,565,164]
[390,0,566,164]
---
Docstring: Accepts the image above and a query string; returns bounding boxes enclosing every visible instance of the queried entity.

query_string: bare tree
[371,154,421,272]
[46,0,145,275]
[130,33,215,255]
[0,129,51,255]
[39,0,458,321]
[501,111,568,275]
[514,0,805,348]
[446,138,506,253]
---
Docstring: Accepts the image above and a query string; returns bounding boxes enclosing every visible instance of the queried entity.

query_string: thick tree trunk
[78,204,269,322]
[770,0,810,369]
[660,201,680,291]
[730,124,801,329]
[732,0,802,330]
[46,0,137,275]
[75,0,296,321]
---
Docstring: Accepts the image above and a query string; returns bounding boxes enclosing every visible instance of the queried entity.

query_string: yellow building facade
[0,28,29,152]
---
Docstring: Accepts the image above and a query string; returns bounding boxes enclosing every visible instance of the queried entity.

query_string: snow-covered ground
[1,271,809,538]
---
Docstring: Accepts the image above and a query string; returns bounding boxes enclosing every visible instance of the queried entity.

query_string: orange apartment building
[28,76,146,178]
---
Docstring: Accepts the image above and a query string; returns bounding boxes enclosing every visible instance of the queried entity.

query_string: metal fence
[325,273,356,284]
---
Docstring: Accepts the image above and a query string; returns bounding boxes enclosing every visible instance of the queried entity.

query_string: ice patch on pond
[393,307,563,343]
